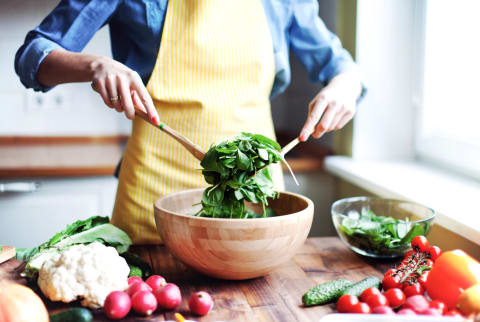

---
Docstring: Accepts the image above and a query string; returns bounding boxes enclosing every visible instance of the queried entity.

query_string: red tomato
[429,300,447,314]
[360,288,381,302]
[404,250,415,259]
[428,246,442,262]
[418,271,430,288]
[384,288,406,308]
[404,283,424,297]
[336,295,359,313]
[382,274,401,290]
[411,236,429,253]
[444,309,463,317]
[349,302,372,314]
[421,259,434,267]
[365,293,389,309]
[384,269,396,277]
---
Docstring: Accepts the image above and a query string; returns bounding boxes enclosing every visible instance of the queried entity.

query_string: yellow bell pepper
[425,250,480,309]
[457,284,480,316]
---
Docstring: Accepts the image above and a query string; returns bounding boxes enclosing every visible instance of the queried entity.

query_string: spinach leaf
[196,132,284,218]
[339,210,427,256]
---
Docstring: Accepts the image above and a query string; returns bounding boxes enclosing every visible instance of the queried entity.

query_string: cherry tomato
[404,250,415,259]
[365,293,389,309]
[421,259,434,267]
[428,246,442,262]
[382,274,401,290]
[350,302,372,314]
[411,236,429,253]
[404,283,424,297]
[418,271,430,288]
[429,300,447,314]
[336,295,359,313]
[384,288,406,308]
[360,288,382,303]
[384,268,396,277]
[444,309,463,317]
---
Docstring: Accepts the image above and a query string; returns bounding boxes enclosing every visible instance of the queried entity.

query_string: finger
[312,102,340,138]
[131,76,160,125]
[105,75,122,111]
[117,77,136,120]
[92,78,115,109]
[336,111,354,130]
[330,109,347,131]
[299,97,328,142]
[131,90,148,117]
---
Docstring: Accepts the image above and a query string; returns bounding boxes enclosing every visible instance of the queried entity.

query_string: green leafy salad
[196,132,291,219]
[339,210,427,255]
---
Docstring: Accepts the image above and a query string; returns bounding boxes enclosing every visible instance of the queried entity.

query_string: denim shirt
[15,0,361,99]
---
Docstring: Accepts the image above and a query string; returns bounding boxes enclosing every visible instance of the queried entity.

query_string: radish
[131,291,157,316]
[422,308,442,316]
[126,281,152,297]
[372,306,394,315]
[402,295,429,313]
[128,276,143,285]
[145,275,166,292]
[154,283,182,310]
[104,291,131,320]
[188,291,214,316]
[397,308,416,315]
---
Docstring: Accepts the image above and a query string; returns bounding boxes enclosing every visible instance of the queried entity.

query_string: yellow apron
[111,0,284,244]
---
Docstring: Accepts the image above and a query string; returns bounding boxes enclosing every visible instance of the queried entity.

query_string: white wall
[0,0,131,136]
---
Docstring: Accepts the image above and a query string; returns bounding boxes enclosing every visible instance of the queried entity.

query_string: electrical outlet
[25,90,68,113]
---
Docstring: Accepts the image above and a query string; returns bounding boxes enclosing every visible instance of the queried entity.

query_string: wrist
[87,55,109,81]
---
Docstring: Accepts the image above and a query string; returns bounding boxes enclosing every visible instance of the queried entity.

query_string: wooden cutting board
[0,246,16,264]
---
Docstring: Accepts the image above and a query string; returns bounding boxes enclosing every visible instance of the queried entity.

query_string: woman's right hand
[90,56,159,124]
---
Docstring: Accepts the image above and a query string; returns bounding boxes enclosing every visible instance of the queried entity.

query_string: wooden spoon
[135,110,206,161]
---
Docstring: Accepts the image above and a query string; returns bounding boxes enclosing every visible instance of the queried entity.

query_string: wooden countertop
[0,136,126,177]
[0,237,394,321]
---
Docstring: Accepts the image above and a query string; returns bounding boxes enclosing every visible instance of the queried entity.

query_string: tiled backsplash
[0,0,131,136]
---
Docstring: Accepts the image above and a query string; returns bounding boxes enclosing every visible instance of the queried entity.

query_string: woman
[15,0,364,244]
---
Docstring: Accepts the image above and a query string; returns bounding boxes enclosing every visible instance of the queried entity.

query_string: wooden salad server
[135,110,206,161]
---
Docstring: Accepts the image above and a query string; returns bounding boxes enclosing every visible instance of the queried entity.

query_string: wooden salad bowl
[154,188,314,280]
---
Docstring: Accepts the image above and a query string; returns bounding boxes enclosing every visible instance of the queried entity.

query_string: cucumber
[302,279,353,306]
[50,308,93,322]
[341,276,381,297]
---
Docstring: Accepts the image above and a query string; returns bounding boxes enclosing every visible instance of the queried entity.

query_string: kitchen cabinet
[0,177,118,248]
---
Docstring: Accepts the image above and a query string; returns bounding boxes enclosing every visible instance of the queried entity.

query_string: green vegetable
[128,265,143,278]
[49,308,93,322]
[16,216,132,281]
[196,132,286,218]
[339,210,427,255]
[302,279,353,306]
[341,276,381,297]
[121,251,152,279]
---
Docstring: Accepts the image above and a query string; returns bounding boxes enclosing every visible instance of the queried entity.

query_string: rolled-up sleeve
[14,0,120,92]
[289,0,364,91]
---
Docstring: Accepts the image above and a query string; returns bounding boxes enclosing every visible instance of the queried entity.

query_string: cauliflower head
[37,242,129,308]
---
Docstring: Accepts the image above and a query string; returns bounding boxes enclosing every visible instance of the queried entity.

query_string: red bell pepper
[425,249,480,309]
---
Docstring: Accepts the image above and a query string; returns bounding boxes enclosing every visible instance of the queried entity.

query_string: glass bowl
[331,197,436,258]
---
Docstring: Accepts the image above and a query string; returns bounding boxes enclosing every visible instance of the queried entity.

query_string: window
[415,0,480,180]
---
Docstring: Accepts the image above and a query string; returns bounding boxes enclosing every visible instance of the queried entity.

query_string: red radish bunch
[334,236,466,318]
[103,274,214,319]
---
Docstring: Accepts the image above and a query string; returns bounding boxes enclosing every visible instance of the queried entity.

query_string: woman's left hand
[299,72,362,142]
